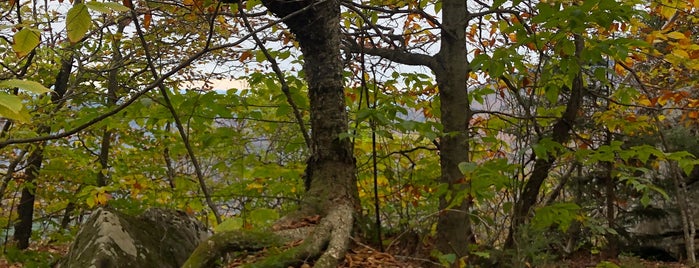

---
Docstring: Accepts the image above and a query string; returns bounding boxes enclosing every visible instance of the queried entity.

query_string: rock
[627,182,699,260]
[57,207,210,268]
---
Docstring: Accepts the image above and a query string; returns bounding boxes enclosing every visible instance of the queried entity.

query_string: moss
[182,229,286,268]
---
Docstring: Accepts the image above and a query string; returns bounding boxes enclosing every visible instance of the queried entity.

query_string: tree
[184,0,359,266]
[343,1,474,261]
[4,0,699,267]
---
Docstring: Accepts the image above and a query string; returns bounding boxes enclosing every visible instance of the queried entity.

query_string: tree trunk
[506,35,584,248]
[13,54,73,249]
[262,0,359,216]
[184,1,359,267]
[341,1,475,261]
[433,0,473,261]
[13,147,43,249]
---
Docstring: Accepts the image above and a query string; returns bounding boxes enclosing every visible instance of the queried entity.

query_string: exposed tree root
[183,204,355,268]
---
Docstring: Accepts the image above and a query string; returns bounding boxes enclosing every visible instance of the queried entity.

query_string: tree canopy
[1,0,699,267]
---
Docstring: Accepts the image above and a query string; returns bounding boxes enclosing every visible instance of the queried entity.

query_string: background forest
[1,0,699,267]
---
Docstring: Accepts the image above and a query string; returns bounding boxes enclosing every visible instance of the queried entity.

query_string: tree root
[183,204,355,268]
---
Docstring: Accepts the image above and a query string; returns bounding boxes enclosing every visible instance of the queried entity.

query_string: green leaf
[66,4,91,43]
[438,253,456,264]
[0,93,23,113]
[85,2,113,13]
[0,79,51,94]
[434,2,442,13]
[0,99,30,122]
[214,217,243,232]
[545,85,559,103]
[85,1,129,13]
[12,28,40,57]
[276,104,292,117]
[246,0,261,11]
[532,143,549,160]
[248,208,279,228]
[458,162,477,174]
[255,50,267,62]
[98,2,130,12]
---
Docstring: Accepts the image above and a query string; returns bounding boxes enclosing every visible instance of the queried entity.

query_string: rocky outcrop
[57,207,210,268]
[627,182,699,261]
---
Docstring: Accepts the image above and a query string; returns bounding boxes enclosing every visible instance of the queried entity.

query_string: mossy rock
[58,207,210,268]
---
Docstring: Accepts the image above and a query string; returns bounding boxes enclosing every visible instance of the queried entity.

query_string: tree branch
[0,5,310,148]
[343,39,437,69]
[129,0,222,223]
[239,5,311,149]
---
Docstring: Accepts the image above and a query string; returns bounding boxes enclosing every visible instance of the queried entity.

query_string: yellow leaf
[660,4,677,19]
[246,182,264,190]
[672,49,690,59]
[666,31,686,40]
[638,98,652,106]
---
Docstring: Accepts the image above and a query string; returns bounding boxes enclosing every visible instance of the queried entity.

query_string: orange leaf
[690,111,699,119]
[143,10,152,29]
[239,50,253,62]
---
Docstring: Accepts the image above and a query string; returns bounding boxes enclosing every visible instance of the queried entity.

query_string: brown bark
[343,2,474,261]
[262,0,359,215]
[13,54,72,249]
[433,0,473,260]
[185,1,359,267]
[13,147,44,249]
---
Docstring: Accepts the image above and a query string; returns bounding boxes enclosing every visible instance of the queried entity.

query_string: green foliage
[531,202,581,232]
[596,261,621,268]
[12,28,40,57]
[3,246,62,268]
[66,4,91,43]
[2,0,698,265]
[0,79,51,122]
[215,208,279,232]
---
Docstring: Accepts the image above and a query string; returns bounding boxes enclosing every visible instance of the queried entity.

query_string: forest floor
[0,240,693,267]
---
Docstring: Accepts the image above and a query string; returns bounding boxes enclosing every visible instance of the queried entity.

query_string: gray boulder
[628,182,699,260]
[58,207,210,268]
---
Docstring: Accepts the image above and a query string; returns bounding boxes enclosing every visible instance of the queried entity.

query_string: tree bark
[13,147,44,249]
[433,0,473,261]
[506,34,584,248]
[262,0,359,215]
[342,1,474,261]
[14,54,73,249]
[185,1,359,266]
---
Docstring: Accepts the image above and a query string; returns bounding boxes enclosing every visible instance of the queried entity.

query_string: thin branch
[239,4,311,149]
[129,0,222,223]
[0,149,27,199]
[0,4,315,148]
